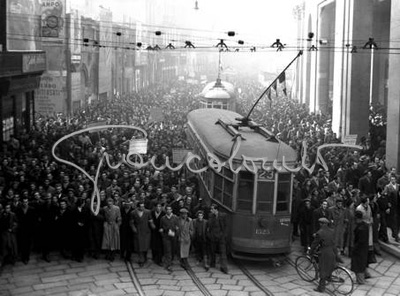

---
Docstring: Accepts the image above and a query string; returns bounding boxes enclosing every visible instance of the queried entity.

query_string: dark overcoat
[310,224,336,279]
[351,221,369,273]
[131,209,152,252]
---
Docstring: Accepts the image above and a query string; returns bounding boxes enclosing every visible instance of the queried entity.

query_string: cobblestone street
[1,238,400,296]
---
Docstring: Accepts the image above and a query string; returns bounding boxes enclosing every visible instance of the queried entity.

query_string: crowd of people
[0,77,394,283]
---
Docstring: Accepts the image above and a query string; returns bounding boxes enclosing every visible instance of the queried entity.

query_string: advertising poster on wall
[34,74,66,115]
[7,0,42,50]
[40,0,66,39]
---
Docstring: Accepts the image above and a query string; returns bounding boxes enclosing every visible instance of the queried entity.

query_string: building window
[3,117,14,141]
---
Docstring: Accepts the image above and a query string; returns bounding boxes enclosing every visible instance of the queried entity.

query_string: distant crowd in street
[0,77,393,280]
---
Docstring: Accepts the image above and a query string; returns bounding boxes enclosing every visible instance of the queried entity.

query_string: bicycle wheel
[329,266,354,295]
[295,255,318,282]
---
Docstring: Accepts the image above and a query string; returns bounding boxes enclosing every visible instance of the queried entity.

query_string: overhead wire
[5,14,400,54]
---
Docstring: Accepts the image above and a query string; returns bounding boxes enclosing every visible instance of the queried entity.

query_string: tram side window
[237,171,254,213]
[213,172,233,208]
[214,174,223,202]
[223,180,233,208]
[277,174,291,213]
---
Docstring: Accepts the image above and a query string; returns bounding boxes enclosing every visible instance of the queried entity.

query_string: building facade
[0,1,46,143]
[294,0,400,168]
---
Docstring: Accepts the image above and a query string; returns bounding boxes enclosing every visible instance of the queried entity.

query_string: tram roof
[187,109,298,162]
[201,79,235,97]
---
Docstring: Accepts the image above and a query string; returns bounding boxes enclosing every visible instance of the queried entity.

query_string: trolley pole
[245,50,303,122]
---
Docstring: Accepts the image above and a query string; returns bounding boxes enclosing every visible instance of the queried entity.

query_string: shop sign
[22,53,47,73]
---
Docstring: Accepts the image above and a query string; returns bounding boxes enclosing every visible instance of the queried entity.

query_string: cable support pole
[245,50,303,120]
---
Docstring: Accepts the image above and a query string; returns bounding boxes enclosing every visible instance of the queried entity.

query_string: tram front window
[237,171,254,212]
[257,182,274,213]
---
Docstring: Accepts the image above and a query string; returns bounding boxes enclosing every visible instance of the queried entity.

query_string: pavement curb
[379,241,400,260]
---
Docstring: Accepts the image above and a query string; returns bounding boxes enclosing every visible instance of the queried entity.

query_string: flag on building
[271,80,277,93]
[279,72,287,96]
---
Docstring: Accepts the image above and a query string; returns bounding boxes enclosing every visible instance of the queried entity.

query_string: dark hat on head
[336,196,343,202]
[304,198,311,203]
[196,210,204,216]
[318,217,330,224]
[355,210,363,219]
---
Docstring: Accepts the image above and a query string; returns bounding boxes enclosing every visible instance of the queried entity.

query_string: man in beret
[310,217,338,293]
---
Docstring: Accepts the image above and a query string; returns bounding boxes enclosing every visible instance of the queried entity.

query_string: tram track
[126,260,145,296]
[233,259,275,296]
[185,265,214,296]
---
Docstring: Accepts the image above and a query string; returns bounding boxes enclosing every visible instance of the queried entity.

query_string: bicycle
[295,252,354,295]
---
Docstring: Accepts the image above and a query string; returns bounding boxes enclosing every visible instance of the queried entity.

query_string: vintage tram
[185,108,298,259]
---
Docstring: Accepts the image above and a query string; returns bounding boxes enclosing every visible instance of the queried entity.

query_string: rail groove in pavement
[126,260,145,296]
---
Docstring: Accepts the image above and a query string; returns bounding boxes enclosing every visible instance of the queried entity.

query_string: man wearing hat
[178,208,193,269]
[310,217,338,293]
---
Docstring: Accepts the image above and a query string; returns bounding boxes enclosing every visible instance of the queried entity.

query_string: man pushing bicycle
[310,217,338,293]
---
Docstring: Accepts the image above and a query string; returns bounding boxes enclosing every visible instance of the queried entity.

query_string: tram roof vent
[217,117,279,143]
[215,118,245,140]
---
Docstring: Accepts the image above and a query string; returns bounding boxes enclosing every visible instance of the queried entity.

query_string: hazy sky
[98,0,299,46]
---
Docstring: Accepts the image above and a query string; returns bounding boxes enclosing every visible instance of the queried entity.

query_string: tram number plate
[255,228,270,235]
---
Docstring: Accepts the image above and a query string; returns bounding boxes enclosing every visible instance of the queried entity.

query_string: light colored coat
[102,205,121,251]
[179,216,193,258]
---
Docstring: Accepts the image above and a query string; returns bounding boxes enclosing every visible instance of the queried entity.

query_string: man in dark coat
[351,211,370,284]
[312,200,332,234]
[376,189,389,243]
[298,198,315,253]
[38,194,57,262]
[120,199,134,261]
[310,217,337,293]
[54,199,72,259]
[16,197,37,264]
[206,204,228,274]
[159,205,179,272]
[87,199,104,259]
[131,201,155,266]
[384,176,400,242]
[0,204,18,266]
[192,210,209,270]
[358,170,375,196]
[70,198,89,262]
[151,202,165,266]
